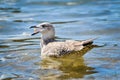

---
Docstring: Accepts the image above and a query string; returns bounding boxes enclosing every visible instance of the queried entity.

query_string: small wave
[22,32,31,36]
[66,2,77,6]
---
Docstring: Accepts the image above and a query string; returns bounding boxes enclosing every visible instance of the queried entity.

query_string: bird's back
[41,38,95,57]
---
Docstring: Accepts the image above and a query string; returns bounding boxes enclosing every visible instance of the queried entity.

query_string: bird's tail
[81,37,98,46]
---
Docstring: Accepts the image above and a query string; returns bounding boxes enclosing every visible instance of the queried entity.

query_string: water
[0,0,120,80]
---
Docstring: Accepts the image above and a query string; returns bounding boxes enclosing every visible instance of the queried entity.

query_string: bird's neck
[40,32,55,48]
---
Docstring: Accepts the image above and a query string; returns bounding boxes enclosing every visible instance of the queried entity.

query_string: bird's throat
[40,33,55,48]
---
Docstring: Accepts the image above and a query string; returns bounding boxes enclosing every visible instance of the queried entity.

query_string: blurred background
[0,0,120,80]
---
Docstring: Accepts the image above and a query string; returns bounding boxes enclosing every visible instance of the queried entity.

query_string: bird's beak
[30,26,39,36]
[31,32,39,36]
[30,26,38,29]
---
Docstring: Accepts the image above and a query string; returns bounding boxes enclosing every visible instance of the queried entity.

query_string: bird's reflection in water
[35,45,98,80]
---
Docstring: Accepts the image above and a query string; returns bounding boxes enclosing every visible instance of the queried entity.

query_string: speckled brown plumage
[30,22,96,57]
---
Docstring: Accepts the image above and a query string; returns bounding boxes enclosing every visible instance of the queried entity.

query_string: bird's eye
[42,25,46,28]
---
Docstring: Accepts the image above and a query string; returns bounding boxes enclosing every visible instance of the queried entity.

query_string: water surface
[0,0,120,80]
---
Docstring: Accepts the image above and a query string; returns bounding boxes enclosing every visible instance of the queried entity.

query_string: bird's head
[30,22,54,35]
[30,22,55,40]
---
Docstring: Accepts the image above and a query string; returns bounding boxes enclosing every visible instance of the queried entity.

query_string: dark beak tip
[31,34,34,36]
[31,32,39,36]
[31,33,35,36]
[30,26,36,29]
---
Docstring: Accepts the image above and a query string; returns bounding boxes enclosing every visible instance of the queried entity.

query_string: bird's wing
[66,38,97,46]
[41,38,97,57]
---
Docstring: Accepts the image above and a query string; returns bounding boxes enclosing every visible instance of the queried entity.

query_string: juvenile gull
[30,22,96,57]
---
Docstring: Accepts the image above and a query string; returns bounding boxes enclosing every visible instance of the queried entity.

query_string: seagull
[30,22,96,57]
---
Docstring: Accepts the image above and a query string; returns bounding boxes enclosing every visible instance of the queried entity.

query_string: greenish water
[0,0,120,80]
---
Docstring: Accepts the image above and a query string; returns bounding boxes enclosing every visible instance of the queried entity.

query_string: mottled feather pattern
[41,40,86,57]
[30,22,96,57]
